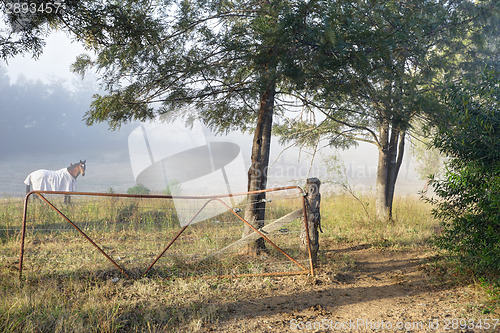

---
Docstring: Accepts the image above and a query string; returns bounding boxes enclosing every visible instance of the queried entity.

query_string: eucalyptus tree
[278,0,499,221]
[1,0,317,251]
[4,0,495,227]
[74,0,323,252]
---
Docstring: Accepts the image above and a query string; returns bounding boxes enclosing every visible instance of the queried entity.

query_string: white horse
[24,160,86,203]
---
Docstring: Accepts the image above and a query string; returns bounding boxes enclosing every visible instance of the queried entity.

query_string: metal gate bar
[142,197,309,276]
[19,186,313,279]
[20,193,129,278]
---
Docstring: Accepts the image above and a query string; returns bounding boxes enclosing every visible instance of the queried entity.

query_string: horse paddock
[1,194,497,332]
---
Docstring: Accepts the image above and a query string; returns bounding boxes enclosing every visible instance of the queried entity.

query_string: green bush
[126,183,150,195]
[430,69,500,278]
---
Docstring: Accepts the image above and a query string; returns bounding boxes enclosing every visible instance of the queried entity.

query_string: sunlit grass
[0,193,448,332]
[321,194,438,249]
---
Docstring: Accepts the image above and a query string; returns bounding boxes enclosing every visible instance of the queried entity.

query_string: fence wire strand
[12,187,313,280]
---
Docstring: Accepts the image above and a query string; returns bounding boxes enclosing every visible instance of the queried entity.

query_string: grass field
[0,192,496,332]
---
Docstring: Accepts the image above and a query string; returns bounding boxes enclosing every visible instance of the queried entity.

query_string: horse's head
[79,160,86,176]
[70,160,86,177]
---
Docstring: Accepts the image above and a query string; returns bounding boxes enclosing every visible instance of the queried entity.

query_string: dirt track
[199,242,498,332]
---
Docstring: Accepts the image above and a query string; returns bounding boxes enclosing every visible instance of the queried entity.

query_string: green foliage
[126,184,150,195]
[430,69,500,278]
[125,181,180,196]
[68,0,309,132]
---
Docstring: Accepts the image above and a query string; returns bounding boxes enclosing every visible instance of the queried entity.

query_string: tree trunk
[375,122,406,221]
[242,81,275,254]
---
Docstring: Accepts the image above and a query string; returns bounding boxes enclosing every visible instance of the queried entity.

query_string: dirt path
[200,243,498,332]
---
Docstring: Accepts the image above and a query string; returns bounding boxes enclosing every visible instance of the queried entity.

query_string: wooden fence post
[300,178,321,267]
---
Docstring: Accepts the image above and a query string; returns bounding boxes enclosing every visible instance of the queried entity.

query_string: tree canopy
[3,0,496,137]
[274,0,499,219]
[66,0,306,132]
[1,0,498,222]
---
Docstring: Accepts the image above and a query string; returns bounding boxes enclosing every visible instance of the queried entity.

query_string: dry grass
[321,194,438,249]
[0,193,468,332]
[6,191,309,281]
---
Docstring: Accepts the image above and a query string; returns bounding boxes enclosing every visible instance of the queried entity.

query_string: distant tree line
[0,67,130,157]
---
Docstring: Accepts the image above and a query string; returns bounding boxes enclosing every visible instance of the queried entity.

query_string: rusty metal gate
[19,186,314,280]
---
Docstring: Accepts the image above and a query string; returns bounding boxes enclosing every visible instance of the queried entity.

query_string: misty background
[0,65,138,195]
[0,31,423,198]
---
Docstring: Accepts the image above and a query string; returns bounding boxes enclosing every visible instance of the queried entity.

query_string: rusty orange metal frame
[19,186,314,280]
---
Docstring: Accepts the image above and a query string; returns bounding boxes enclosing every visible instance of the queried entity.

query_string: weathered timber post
[300,178,321,267]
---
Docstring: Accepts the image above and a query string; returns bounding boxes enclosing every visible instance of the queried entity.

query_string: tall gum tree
[0,0,310,251]
[277,0,498,221]
[75,0,291,251]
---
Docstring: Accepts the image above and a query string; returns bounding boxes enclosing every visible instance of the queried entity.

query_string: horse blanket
[24,168,77,192]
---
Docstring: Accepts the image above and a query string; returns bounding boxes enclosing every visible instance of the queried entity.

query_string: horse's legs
[26,184,40,201]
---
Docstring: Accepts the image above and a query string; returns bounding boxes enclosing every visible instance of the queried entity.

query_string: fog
[0,67,127,155]
[0,65,423,198]
[0,66,136,195]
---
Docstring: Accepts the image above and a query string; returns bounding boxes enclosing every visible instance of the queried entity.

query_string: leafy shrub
[430,69,499,278]
[127,184,150,195]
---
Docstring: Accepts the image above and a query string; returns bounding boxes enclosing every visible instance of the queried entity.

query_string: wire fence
[11,187,314,280]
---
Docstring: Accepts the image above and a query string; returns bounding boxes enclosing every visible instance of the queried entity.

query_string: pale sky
[4,30,94,89]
